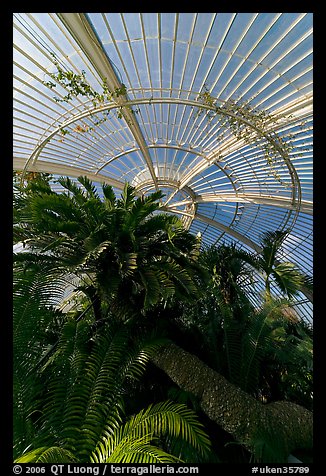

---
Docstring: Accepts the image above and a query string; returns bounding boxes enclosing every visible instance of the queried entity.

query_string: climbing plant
[195,84,307,187]
[43,53,139,140]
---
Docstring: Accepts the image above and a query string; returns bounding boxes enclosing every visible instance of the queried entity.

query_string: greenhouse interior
[13,13,313,465]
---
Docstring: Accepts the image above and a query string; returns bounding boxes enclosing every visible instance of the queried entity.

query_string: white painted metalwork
[13,12,313,322]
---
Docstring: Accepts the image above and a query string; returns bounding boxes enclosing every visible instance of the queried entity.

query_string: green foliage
[199,243,257,305]
[43,53,128,107]
[15,447,78,463]
[255,230,313,300]
[14,177,203,319]
[14,301,211,463]
[195,86,303,186]
[42,53,138,134]
[91,400,211,463]
[171,241,313,407]
[13,174,312,463]
[246,426,289,463]
[13,267,69,457]
[239,301,287,394]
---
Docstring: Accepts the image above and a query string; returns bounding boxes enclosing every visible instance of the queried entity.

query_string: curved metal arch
[171,208,313,303]
[12,14,312,312]
[55,13,160,190]
[23,96,301,192]
[98,143,220,169]
[166,192,313,215]
[19,93,305,256]
[14,153,312,303]
[96,144,241,194]
[13,156,125,190]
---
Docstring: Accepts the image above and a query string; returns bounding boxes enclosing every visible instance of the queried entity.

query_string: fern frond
[123,401,210,456]
[36,319,91,451]
[13,266,71,457]
[15,446,79,463]
[91,400,210,463]
[69,325,166,461]
[91,434,181,463]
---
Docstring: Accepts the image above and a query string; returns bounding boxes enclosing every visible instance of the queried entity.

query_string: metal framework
[13,12,313,322]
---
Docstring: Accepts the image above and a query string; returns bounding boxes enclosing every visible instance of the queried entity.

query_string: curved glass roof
[13,12,313,322]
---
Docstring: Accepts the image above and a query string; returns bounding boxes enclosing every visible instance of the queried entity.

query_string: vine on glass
[43,53,139,141]
[195,85,307,187]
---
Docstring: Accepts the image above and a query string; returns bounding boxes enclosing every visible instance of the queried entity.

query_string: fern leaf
[15,446,79,463]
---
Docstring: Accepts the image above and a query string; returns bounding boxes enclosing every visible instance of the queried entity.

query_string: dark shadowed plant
[14,175,204,322]
[254,230,313,301]
[13,174,312,464]
[13,266,211,463]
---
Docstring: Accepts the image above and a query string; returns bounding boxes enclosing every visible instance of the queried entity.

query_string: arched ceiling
[13,12,313,322]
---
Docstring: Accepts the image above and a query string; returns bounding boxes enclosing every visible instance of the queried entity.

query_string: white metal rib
[13,156,125,189]
[56,12,159,189]
[165,192,312,215]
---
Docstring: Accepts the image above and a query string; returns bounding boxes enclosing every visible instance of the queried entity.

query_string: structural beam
[14,155,313,304]
[13,157,125,190]
[57,13,158,189]
[193,211,263,253]
[166,192,312,215]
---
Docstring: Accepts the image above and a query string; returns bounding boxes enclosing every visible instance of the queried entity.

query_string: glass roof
[13,12,313,322]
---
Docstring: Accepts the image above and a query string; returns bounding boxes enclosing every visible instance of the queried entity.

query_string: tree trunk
[152,342,312,460]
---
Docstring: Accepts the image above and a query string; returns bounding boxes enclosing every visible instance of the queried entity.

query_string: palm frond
[92,435,181,463]
[13,268,69,457]
[139,268,161,309]
[36,322,168,462]
[272,262,308,297]
[56,176,88,205]
[125,195,162,230]
[36,319,92,451]
[137,213,182,238]
[257,229,289,276]
[119,182,137,210]
[91,400,211,463]
[15,447,79,463]
[102,183,116,209]
[259,230,289,254]
[239,301,285,393]
[77,175,100,200]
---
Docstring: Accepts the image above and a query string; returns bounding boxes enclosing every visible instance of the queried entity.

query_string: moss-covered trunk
[152,342,312,461]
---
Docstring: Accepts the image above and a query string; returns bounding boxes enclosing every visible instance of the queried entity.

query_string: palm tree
[159,242,255,375]
[149,242,313,461]
[163,243,313,405]
[14,270,211,463]
[199,242,256,307]
[14,175,203,321]
[13,174,313,462]
[254,230,313,301]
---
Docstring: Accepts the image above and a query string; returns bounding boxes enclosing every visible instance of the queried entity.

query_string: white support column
[13,157,125,190]
[57,13,158,190]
